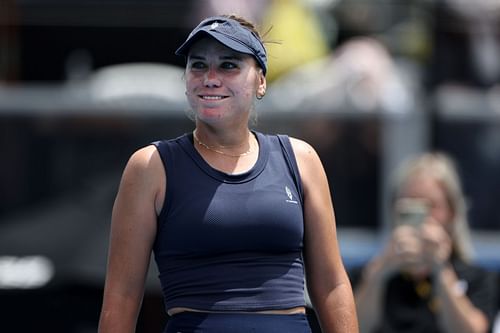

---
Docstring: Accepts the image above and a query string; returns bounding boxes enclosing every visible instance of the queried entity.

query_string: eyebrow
[188,54,244,62]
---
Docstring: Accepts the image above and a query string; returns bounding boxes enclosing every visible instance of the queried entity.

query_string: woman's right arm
[355,225,421,333]
[98,145,165,333]
[354,255,390,333]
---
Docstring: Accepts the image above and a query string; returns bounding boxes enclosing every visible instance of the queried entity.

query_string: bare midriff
[167,306,306,316]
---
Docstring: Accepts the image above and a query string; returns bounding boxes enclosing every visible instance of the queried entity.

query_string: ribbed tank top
[152,131,305,312]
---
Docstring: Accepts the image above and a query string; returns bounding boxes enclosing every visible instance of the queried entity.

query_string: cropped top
[152,131,306,312]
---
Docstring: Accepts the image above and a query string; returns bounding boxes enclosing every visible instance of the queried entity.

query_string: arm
[291,138,359,333]
[353,256,390,333]
[434,265,490,333]
[98,146,165,333]
[354,225,422,333]
[420,221,490,333]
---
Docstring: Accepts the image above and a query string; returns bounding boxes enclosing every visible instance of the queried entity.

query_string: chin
[196,108,224,121]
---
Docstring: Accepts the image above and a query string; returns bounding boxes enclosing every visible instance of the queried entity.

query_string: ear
[256,70,267,97]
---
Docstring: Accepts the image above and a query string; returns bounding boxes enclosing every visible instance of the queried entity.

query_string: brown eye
[190,61,206,70]
[221,62,237,70]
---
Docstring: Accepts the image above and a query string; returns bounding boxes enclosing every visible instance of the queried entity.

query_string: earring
[256,91,265,100]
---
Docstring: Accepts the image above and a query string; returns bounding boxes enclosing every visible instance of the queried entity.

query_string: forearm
[99,310,137,333]
[354,259,388,333]
[434,265,489,333]
[98,292,143,333]
[312,281,359,333]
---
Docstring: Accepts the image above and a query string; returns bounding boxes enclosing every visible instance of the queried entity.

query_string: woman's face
[399,173,454,230]
[184,38,266,125]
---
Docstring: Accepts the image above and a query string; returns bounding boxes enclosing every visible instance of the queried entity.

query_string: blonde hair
[391,152,474,262]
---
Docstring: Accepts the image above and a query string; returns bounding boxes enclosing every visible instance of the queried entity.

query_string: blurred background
[1,0,499,332]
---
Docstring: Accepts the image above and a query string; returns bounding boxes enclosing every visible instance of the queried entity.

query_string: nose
[204,67,221,88]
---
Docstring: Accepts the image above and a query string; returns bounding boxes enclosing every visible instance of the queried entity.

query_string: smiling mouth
[199,95,228,100]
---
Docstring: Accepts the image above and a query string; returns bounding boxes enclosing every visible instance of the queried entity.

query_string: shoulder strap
[277,134,304,206]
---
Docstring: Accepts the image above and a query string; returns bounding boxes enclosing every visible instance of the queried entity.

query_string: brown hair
[221,13,276,49]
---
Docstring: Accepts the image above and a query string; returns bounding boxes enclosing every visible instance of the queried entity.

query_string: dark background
[1,0,500,332]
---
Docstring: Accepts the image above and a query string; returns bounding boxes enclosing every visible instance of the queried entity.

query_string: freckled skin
[185,38,264,127]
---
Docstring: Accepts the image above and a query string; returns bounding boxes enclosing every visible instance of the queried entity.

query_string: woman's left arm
[291,138,359,333]
[434,265,490,333]
[421,221,491,333]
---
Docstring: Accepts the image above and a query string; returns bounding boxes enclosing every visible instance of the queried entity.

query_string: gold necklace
[193,131,255,158]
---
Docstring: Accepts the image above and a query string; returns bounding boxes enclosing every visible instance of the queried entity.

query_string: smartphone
[394,198,429,227]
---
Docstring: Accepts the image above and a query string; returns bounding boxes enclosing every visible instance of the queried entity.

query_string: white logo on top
[210,22,219,30]
[285,186,298,204]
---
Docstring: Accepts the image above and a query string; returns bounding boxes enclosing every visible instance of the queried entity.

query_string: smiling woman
[176,16,267,133]
[98,14,358,333]
[183,38,265,128]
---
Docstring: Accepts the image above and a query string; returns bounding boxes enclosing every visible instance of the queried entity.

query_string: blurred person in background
[351,152,498,333]
[431,0,500,89]
[98,14,358,333]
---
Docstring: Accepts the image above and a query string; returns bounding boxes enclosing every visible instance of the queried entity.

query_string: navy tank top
[152,131,305,312]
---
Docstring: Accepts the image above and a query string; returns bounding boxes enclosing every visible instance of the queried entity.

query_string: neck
[193,130,255,158]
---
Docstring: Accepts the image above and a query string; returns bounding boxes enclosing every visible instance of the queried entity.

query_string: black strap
[277,134,304,207]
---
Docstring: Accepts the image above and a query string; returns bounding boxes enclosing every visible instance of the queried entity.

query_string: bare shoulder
[288,137,329,196]
[288,137,322,169]
[120,145,165,194]
[116,144,166,215]
[127,145,161,170]
[123,145,163,177]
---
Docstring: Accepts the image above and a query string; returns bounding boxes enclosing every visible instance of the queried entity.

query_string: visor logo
[210,22,219,30]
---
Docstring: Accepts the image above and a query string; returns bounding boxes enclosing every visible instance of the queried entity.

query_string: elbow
[307,278,354,309]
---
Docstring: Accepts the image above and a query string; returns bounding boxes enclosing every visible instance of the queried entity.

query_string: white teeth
[202,96,224,100]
